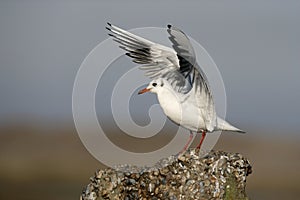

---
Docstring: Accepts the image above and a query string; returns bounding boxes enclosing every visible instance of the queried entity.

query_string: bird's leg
[196,130,206,149]
[178,131,194,155]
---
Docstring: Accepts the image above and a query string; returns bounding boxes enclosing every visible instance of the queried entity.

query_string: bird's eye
[152,83,157,87]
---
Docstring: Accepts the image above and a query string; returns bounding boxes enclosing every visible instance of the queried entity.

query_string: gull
[106,23,244,153]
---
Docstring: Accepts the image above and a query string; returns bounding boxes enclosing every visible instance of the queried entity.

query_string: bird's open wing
[167,25,217,131]
[107,23,216,131]
[106,23,189,93]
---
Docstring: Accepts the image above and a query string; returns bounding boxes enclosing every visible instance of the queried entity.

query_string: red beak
[138,88,150,95]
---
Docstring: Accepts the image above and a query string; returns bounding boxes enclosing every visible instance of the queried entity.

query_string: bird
[106,23,244,153]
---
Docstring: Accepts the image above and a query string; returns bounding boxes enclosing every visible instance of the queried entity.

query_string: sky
[0,0,299,134]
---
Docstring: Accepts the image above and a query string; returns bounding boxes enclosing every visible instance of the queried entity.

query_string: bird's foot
[175,148,187,158]
[195,147,201,154]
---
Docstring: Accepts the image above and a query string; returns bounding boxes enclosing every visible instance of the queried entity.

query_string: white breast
[157,89,182,125]
[157,89,206,132]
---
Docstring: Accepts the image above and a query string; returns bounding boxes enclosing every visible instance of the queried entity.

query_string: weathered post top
[81,149,252,200]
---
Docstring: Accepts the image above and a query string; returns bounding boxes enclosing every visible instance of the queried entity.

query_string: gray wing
[106,23,189,93]
[167,24,217,131]
[107,23,216,131]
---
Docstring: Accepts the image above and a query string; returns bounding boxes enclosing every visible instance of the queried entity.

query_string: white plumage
[107,23,244,152]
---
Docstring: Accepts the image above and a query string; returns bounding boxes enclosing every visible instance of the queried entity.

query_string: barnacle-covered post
[81,149,252,200]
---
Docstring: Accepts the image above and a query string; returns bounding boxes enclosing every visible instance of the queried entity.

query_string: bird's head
[138,79,165,95]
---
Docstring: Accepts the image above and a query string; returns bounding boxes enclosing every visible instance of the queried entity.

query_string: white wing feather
[107,23,217,131]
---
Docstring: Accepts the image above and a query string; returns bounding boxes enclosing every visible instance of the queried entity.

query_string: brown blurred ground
[0,124,299,200]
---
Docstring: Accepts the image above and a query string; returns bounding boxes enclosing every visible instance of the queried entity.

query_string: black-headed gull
[106,23,244,153]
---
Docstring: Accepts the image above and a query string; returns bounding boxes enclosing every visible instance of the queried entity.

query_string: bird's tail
[216,117,245,133]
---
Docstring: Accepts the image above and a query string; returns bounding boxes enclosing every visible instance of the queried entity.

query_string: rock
[80,149,252,200]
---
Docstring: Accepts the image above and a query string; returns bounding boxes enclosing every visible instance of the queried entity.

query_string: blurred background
[0,0,300,199]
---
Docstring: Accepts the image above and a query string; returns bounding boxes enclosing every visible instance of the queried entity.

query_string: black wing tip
[106,22,112,31]
[167,24,172,29]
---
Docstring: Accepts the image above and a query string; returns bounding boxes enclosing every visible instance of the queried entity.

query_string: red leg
[196,130,206,149]
[178,131,194,154]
